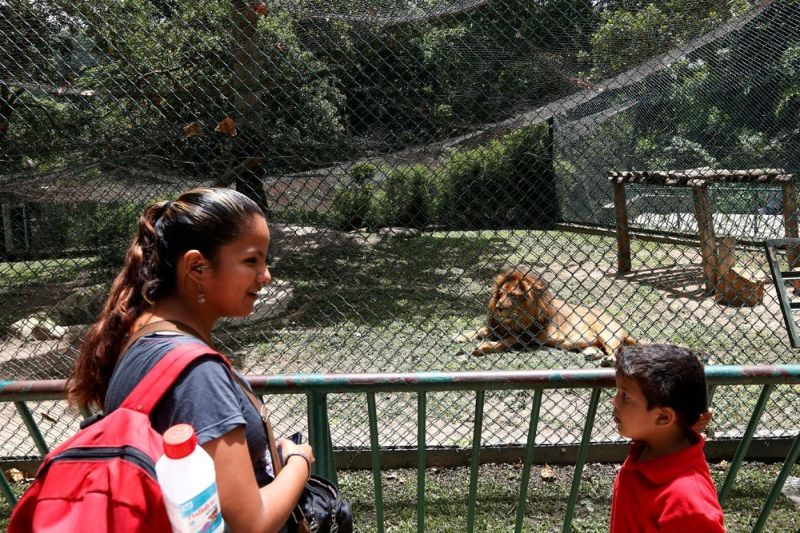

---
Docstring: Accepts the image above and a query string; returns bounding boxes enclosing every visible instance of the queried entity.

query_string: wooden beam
[781,181,800,290]
[692,185,719,294]
[612,181,631,274]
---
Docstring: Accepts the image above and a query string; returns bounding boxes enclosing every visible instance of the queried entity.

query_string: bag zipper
[40,446,157,479]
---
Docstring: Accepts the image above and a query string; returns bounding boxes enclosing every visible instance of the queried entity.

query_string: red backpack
[8,342,229,533]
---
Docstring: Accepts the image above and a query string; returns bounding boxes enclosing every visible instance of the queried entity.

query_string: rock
[52,284,108,325]
[377,227,420,239]
[10,315,68,341]
[5,468,24,483]
[782,476,800,508]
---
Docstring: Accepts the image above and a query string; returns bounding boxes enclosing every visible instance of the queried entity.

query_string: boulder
[10,315,68,341]
[52,284,108,325]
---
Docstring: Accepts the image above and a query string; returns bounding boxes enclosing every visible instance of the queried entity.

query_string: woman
[67,188,313,532]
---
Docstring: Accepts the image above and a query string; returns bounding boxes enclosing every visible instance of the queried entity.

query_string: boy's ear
[655,407,677,427]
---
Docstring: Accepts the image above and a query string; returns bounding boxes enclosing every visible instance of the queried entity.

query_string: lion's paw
[599,354,616,367]
[453,332,471,343]
[472,342,496,356]
[582,347,603,360]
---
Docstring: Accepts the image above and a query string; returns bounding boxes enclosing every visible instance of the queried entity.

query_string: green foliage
[590,1,742,77]
[435,125,558,229]
[329,164,375,230]
[327,125,558,230]
[87,202,143,270]
[370,165,434,229]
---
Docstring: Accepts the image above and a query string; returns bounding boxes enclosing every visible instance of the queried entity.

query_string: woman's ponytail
[66,201,170,410]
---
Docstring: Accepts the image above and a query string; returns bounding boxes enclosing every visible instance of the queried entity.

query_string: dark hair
[615,343,708,430]
[68,188,264,410]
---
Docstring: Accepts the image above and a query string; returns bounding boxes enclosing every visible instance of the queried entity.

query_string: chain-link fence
[1,0,799,461]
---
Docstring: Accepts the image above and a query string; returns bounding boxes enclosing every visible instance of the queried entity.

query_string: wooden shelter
[608,168,797,304]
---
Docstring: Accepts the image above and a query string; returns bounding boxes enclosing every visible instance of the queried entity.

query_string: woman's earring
[197,284,206,304]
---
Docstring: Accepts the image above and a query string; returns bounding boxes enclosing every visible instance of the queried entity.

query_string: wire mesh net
[1,0,799,459]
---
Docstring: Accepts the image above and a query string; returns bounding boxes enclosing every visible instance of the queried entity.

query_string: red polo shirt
[610,431,725,532]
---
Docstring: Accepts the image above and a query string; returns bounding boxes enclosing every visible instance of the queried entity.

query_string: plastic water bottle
[156,424,224,533]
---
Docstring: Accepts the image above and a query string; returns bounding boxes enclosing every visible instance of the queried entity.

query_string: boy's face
[612,373,661,441]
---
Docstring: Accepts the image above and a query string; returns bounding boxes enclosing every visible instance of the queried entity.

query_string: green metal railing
[2,365,799,532]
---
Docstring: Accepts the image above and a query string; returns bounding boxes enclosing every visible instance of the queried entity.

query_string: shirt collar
[622,430,706,485]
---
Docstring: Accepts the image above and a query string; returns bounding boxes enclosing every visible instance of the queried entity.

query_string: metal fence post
[563,388,601,533]
[515,389,543,533]
[367,392,385,533]
[417,391,427,533]
[466,390,485,533]
[751,431,800,533]
[14,401,48,457]
[718,384,773,505]
[307,392,336,484]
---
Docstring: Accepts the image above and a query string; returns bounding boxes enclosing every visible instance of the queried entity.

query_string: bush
[435,124,559,229]
[327,126,559,231]
[88,202,143,271]
[329,164,375,230]
[370,165,434,229]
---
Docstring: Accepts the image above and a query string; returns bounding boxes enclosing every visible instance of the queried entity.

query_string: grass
[2,462,796,532]
[336,461,800,532]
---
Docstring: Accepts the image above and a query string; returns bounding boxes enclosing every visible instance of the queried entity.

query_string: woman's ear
[182,250,208,282]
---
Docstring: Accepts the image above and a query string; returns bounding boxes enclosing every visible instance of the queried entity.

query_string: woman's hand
[276,439,315,471]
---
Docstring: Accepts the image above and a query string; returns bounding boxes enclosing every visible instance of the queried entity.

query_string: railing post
[307,392,336,485]
[417,391,426,533]
[719,384,773,505]
[367,392,385,533]
[14,401,49,456]
[1,467,17,508]
[751,431,800,533]
[466,390,485,533]
[515,389,543,533]
[563,388,602,533]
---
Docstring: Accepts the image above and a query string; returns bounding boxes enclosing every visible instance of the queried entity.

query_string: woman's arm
[202,427,314,533]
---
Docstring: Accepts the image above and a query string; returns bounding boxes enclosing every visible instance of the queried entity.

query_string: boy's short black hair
[615,343,708,430]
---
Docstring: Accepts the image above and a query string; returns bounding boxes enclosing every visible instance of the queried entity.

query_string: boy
[610,344,725,532]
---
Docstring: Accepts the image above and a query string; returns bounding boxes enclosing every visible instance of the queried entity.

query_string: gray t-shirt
[104,332,273,486]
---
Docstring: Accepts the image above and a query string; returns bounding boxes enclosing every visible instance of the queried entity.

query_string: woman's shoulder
[105,332,225,410]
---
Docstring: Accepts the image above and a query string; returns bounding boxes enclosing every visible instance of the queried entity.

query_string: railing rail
[1,365,799,532]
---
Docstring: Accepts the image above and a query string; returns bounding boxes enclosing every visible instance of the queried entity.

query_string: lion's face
[488,270,549,331]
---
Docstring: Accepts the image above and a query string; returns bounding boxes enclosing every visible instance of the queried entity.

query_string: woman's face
[203,215,271,317]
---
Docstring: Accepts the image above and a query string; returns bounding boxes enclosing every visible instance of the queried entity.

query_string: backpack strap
[231,373,283,475]
[120,342,229,415]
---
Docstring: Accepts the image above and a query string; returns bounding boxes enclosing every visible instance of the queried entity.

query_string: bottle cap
[163,424,197,459]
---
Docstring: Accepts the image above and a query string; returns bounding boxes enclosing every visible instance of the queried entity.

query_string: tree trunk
[229,1,269,215]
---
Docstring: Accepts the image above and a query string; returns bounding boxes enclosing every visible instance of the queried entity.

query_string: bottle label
[171,482,223,533]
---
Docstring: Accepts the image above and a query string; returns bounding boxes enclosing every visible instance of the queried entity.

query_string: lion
[455,267,636,363]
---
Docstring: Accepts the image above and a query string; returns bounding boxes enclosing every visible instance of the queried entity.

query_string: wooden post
[692,185,718,294]
[2,198,13,257]
[781,180,800,289]
[613,181,631,274]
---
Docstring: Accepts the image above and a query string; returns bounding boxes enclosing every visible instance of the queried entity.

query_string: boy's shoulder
[653,444,724,530]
